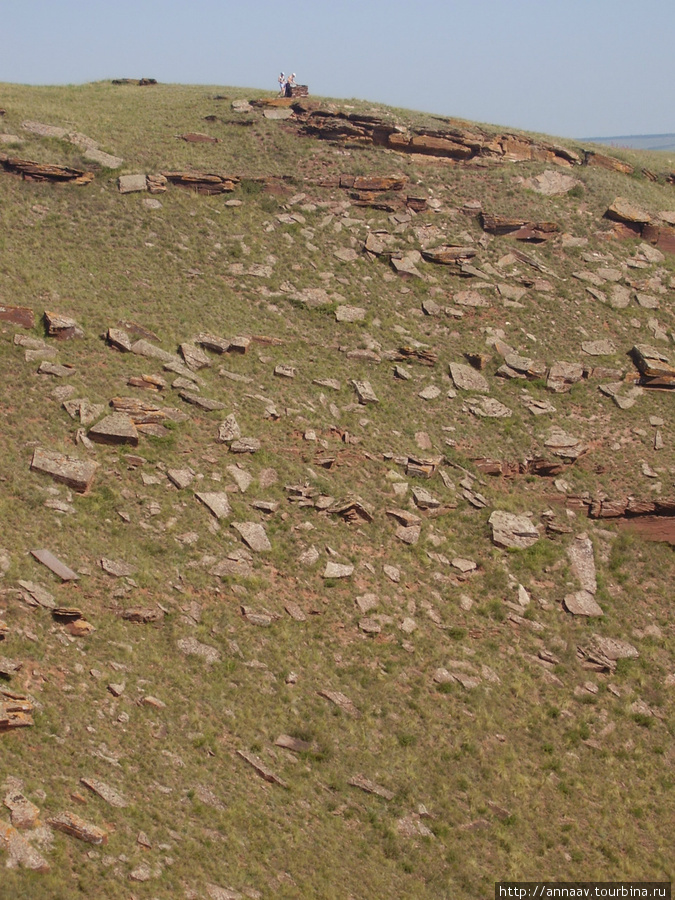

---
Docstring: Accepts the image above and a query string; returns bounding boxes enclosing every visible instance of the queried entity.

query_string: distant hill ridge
[583,133,675,152]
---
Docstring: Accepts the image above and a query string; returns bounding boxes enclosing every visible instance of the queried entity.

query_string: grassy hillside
[0,82,673,899]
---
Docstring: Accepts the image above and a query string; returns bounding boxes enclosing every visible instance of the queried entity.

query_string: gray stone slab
[30,548,79,581]
[88,414,139,446]
[323,562,354,579]
[167,468,194,489]
[30,448,98,493]
[177,636,221,665]
[449,363,489,393]
[353,380,379,404]
[563,590,604,617]
[567,535,597,594]
[489,511,539,550]
[336,305,366,323]
[180,342,212,371]
[232,522,271,552]
[80,777,128,808]
[118,174,147,194]
[37,361,75,378]
[195,492,231,520]
[130,339,180,365]
[582,340,616,356]
[84,148,123,168]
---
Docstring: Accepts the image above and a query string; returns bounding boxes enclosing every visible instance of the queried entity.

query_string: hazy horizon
[1,0,674,140]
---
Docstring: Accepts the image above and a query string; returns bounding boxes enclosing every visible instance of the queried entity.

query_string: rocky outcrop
[604,198,675,254]
[0,155,94,184]
[480,213,560,242]
[585,150,634,174]
[161,172,239,194]
[297,110,582,166]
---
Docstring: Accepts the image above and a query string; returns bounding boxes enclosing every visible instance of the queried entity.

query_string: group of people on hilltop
[277,72,297,97]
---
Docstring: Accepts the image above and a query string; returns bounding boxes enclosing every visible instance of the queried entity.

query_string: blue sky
[2,0,673,139]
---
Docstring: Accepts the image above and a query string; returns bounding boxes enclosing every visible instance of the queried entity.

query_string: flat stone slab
[48,811,108,844]
[210,558,253,578]
[0,821,50,871]
[353,380,379,404]
[489,511,539,549]
[411,487,440,509]
[118,174,147,193]
[391,252,423,278]
[30,548,79,581]
[450,363,489,393]
[334,247,359,263]
[227,466,252,492]
[22,120,68,138]
[609,284,631,308]
[396,524,421,545]
[80,777,128,808]
[348,774,394,801]
[18,580,55,609]
[419,385,441,400]
[0,305,35,328]
[567,535,597,594]
[232,522,271,552]
[275,734,312,753]
[63,398,106,426]
[563,590,604,617]
[195,492,231,520]
[582,340,616,356]
[336,305,366,323]
[547,361,584,390]
[106,327,132,352]
[323,562,354,579]
[131,339,181,365]
[177,636,221,665]
[84,148,123,168]
[317,689,360,717]
[88,414,139,446]
[178,390,225,411]
[236,750,288,786]
[164,360,206,383]
[100,557,134,578]
[589,635,638,660]
[606,197,651,225]
[230,438,261,453]
[467,397,512,418]
[635,293,659,309]
[454,290,490,308]
[524,169,580,195]
[4,791,40,830]
[38,361,75,377]
[313,378,341,391]
[167,468,194,489]
[194,332,231,354]
[274,364,296,379]
[452,558,477,573]
[263,107,294,120]
[31,447,98,493]
[179,342,211,371]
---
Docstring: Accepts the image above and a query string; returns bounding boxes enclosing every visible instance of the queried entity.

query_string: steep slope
[0,82,673,899]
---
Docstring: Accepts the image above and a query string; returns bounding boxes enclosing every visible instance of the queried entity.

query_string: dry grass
[0,81,673,899]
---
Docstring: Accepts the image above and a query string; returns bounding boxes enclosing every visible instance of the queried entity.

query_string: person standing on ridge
[278,72,286,96]
[285,73,296,97]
